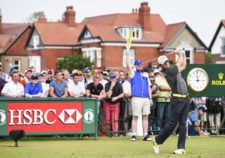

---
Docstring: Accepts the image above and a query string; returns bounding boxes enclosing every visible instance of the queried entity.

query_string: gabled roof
[0,23,30,54]
[34,22,84,46]
[209,20,225,51]
[81,13,166,43]
[161,22,207,49]
[160,22,186,47]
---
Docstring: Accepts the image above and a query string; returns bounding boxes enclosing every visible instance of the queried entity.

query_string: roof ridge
[167,21,186,26]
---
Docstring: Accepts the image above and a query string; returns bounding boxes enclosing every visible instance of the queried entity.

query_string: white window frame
[123,49,135,67]
[82,47,102,67]
[33,35,40,49]
[176,41,194,64]
[13,59,21,71]
[84,30,92,38]
[116,27,142,40]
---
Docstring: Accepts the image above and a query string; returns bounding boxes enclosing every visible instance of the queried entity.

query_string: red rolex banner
[8,102,83,133]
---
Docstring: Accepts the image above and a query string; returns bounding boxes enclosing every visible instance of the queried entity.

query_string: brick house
[4,2,207,72]
[79,2,207,70]
[26,6,83,71]
[0,13,32,73]
[209,20,225,64]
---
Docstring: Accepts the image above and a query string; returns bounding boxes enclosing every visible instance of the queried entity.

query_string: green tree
[56,54,93,73]
[27,11,45,22]
[205,51,212,64]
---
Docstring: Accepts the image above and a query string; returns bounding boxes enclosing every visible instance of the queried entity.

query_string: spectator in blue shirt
[25,74,43,98]
[187,107,208,136]
[49,70,68,98]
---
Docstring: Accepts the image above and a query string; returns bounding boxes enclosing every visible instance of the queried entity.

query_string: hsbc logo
[58,109,82,124]
[8,109,82,125]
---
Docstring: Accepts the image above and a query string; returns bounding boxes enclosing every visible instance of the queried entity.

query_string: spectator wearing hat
[155,68,172,130]
[68,73,85,98]
[126,54,152,141]
[40,70,49,82]
[49,70,68,98]
[83,67,93,87]
[104,73,124,136]
[25,74,43,98]
[187,107,208,136]
[1,71,24,98]
[38,72,50,97]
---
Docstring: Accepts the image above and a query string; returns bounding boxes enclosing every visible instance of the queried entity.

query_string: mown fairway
[0,136,225,158]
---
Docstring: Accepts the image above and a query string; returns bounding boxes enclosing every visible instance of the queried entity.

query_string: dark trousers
[155,97,189,149]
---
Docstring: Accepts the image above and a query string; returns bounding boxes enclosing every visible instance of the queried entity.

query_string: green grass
[0,136,225,158]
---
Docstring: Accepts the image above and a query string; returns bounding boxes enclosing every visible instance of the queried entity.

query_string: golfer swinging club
[152,50,189,155]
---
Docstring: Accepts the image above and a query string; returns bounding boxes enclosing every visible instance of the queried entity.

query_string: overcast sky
[1,0,225,46]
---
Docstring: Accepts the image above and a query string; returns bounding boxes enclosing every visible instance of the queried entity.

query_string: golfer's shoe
[143,135,152,141]
[173,149,186,154]
[152,137,159,154]
[130,135,136,141]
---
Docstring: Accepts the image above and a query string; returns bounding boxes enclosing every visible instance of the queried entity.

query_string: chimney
[139,2,151,31]
[64,6,76,27]
[0,9,2,34]
[38,15,47,23]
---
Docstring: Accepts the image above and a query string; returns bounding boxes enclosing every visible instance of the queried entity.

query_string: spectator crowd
[0,63,224,138]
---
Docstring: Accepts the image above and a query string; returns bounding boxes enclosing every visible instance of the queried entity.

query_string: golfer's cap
[109,73,116,79]
[157,55,168,65]
[134,59,142,66]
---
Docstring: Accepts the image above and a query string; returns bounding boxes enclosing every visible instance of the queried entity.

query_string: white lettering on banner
[8,109,81,125]
[44,109,56,125]
[23,110,32,125]
[9,110,23,125]
[33,110,43,125]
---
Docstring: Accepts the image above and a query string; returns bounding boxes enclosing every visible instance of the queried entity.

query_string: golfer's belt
[172,93,188,98]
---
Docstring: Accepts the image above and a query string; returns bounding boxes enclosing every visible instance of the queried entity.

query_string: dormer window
[84,30,92,38]
[33,35,40,49]
[116,26,142,40]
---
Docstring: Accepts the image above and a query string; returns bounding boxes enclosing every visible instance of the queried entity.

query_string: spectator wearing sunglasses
[25,73,43,98]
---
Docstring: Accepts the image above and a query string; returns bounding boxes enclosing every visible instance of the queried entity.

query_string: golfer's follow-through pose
[152,50,189,155]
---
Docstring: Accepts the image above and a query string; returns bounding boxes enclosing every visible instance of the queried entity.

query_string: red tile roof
[161,22,186,47]
[34,22,84,45]
[82,13,166,43]
[0,23,29,53]
[31,10,205,48]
